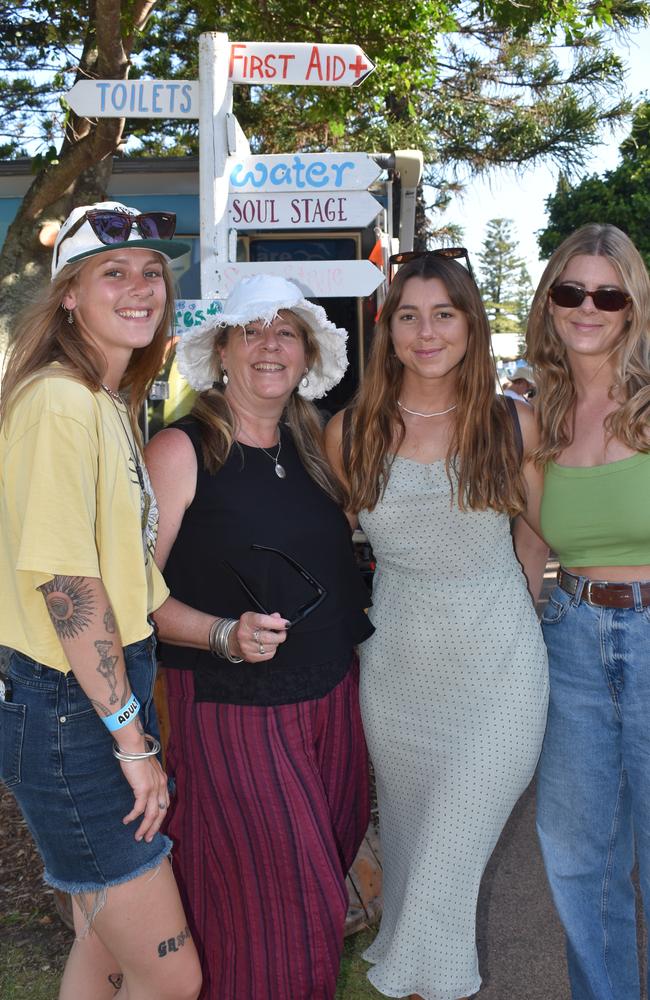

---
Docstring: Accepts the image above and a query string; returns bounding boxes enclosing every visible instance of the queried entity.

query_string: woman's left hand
[232,611,289,663]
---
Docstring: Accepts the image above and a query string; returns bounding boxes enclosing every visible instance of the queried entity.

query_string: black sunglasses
[549,283,631,312]
[55,209,177,266]
[224,544,328,629]
[389,247,475,281]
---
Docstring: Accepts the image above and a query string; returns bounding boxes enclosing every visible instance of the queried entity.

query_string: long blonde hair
[190,316,344,505]
[346,254,526,515]
[1,257,175,429]
[527,224,650,465]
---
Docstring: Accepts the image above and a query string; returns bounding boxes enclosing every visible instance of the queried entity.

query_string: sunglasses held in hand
[549,283,631,312]
[55,209,177,267]
[224,545,328,629]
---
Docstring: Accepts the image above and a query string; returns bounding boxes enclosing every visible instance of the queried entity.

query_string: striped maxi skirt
[163,657,369,1000]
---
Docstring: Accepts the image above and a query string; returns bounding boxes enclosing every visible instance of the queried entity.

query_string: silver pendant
[274,462,286,479]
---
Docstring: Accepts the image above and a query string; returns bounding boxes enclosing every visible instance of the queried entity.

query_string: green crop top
[540,452,650,567]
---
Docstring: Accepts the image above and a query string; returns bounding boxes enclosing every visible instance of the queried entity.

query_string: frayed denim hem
[42,835,172,933]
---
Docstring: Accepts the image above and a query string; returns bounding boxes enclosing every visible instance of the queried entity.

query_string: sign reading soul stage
[229,152,382,192]
[229,42,375,87]
[229,190,381,229]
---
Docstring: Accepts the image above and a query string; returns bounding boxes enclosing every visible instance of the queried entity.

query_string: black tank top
[158,417,374,705]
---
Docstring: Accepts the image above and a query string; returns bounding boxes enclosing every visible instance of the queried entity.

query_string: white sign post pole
[198,32,233,300]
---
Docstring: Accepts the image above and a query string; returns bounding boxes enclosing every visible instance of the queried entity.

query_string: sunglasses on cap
[55,209,177,267]
[389,247,475,281]
[549,283,631,312]
[224,544,328,630]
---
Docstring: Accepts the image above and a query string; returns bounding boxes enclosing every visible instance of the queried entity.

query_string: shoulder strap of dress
[504,395,523,463]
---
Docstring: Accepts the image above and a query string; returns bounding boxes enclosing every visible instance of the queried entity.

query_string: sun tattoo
[38,576,95,640]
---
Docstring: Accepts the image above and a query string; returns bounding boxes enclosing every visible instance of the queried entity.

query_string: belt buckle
[583,579,597,605]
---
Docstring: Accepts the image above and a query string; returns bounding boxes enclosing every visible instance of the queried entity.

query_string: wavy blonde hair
[189,314,344,505]
[1,256,175,433]
[345,255,526,515]
[527,224,650,465]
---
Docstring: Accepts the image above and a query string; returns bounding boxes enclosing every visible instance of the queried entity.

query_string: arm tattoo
[94,639,120,705]
[39,576,95,640]
[103,607,116,633]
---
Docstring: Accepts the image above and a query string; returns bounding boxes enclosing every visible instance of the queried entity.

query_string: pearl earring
[222,369,229,386]
[301,369,310,388]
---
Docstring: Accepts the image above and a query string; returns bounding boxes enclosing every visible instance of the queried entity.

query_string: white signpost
[65,33,383,299]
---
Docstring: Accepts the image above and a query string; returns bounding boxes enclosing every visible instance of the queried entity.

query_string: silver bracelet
[208,617,244,663]
[112,733,161,762]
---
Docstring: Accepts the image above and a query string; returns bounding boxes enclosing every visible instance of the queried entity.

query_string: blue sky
[435,25,650,282]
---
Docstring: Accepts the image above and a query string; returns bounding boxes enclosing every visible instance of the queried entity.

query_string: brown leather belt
[557,568,650,609]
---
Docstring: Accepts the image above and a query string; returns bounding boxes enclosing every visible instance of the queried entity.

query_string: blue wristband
[102,694,141,732]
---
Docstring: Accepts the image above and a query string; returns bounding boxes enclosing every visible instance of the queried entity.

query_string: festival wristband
[101,694,141,732]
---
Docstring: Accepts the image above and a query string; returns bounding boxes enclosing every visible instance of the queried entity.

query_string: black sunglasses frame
[55,210,177,267]
[388,247,476,281]
[549,283,631,313]
[223,544,328,630]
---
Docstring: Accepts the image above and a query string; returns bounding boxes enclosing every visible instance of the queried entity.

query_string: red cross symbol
[348,55,369,78]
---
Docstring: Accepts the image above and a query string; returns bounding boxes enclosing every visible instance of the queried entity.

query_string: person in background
[0,201,201,1000]
[503,362,536,404]
[325,248,548,1000]
[528,223,650,1000]
[145,274,374,1000]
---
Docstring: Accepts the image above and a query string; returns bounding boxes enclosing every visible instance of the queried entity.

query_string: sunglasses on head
[55,209,177,267]
[224,544,328,630]
[389,247,475,281]
[549,283,631,312]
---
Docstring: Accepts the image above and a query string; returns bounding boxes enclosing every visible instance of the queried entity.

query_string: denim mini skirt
[0,635,172,894]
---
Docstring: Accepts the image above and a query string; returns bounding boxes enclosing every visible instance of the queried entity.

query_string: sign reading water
[228,153,381,192]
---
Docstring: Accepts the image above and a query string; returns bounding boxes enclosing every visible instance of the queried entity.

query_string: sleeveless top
[158,417,374,705]
[540,452,650,567]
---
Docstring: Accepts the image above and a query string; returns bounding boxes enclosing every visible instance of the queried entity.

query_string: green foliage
[538,101,650,264]
[479,218,533,336]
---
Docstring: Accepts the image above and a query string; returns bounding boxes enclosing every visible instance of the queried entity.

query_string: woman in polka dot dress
[326,251,549,1000]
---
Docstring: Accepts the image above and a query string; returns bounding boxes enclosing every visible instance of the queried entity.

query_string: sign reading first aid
[229,42,375,87]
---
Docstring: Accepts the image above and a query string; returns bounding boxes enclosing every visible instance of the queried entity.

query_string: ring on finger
[158,801,167,810]
[258,642,265,655]
[253,628,260,643]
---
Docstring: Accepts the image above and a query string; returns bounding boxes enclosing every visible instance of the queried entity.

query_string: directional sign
[229,152,382,193]
[229,190,381,230]
[66,80,199,118]
[218,260,384,298]
[229,42,375,87]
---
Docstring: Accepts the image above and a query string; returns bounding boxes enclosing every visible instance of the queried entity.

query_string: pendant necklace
[239,426,286,479]
[101,385,145,491]
[398,400,457,418]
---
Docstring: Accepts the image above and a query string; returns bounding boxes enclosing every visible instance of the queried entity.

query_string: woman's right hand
[233,612,289,662]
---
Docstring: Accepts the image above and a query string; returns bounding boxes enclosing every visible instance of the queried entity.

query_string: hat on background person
[177,274,349,401]
[51,201,190,279]
[510,362,535,385]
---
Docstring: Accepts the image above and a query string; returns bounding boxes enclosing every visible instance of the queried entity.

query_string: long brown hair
[1,257,175,429]
[527,223,650,465]
[346,255,526,516]
[190,315,344,505]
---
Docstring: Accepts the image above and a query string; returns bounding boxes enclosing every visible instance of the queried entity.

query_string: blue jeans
[536,582,650,1000]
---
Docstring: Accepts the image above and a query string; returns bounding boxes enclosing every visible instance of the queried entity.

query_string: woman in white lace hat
[0,201,201,999]
[145,274,374,1000]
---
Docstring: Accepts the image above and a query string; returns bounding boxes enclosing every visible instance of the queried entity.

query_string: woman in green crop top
[526,223,650,1000]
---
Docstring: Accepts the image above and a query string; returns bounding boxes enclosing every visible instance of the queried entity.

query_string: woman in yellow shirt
[0,202,201,1000]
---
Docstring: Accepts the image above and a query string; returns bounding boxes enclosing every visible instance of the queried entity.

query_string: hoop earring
[301,369,310,388]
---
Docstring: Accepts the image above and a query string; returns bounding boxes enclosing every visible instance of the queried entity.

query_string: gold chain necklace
[397,400,457,418]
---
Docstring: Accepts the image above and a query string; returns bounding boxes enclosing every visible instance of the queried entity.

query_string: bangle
[112,733,161,761]
[101,694,141,732]
[208,617,244,663]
